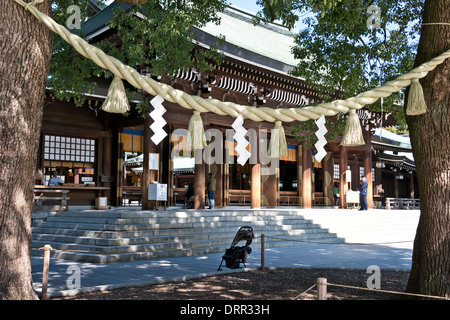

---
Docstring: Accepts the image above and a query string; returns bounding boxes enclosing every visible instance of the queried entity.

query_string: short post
[260,234,265,270]
[317,277,327,300]
[39,244,53,300]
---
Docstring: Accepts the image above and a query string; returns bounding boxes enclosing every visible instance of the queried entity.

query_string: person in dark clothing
[185,183,194,209]
[206,172,216,209]
[359,175,368,211]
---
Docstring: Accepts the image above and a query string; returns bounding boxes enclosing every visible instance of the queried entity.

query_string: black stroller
[218,226,254,271]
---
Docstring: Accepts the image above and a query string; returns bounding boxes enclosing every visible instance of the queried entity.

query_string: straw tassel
[101,76,130,113]
[268,121,288,158]
[406,78,427,116]
[186,110,206,150]
[340,109,365,147]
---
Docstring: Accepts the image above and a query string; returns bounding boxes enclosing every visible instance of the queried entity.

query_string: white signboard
[149,153,159,170]
[346,190,360,203]
[148,183,167,201]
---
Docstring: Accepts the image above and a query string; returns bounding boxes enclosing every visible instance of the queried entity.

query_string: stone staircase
[31,208,344,263]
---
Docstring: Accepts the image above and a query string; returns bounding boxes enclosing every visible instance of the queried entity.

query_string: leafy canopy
[255,0,424,142]
[48,0,227,107]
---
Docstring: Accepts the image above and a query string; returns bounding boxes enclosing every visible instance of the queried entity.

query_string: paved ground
[31,240,415,297]
[31,207,419,297]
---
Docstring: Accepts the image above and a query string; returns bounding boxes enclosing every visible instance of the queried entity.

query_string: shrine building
[34,3,419,212]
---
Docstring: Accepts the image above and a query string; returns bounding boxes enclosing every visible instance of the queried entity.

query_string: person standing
[185,183,194,209]
[359,175,368,211]
[206,172,216,209]
[331,182,340,208]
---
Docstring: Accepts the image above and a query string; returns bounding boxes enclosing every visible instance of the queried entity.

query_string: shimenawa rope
[13,0,450,150]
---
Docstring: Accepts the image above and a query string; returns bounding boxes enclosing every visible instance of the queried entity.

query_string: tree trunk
[405,0,450,298]
[0,0,53,299]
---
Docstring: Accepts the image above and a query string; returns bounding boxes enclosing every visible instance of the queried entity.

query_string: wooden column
[142,116,156,210]
[251,129,260,209]
[115,129,124,207]
[251,163,261,208]
[101,134,113,201]
[363,127,373,209]
[302,146,312,209]
[364,148,373,209]
[215,131,226,208]
[375,166,382,196]
[323,151,334,206]
[394,173,399,198]
[339,145,348,208]
[215,163,223,208]
[351,154,359,191]
[263,162,278,207]
[194,149,205,209]
[297,145,302,206]
[409,173,415,198]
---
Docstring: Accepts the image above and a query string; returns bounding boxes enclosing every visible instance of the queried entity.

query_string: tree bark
[405,0,450,298]
[0,0,53,299]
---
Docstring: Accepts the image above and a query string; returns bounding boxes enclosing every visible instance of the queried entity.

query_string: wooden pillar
[263,162,278,207]
[351,154,359,191]
[297,145,302,206]
[363,128,373,209]
[251,163,261,208]
[115,129,124,207]
[302,146,312,209]
[194,149,205,209]
[339,145,348,208]
[323,151,334,207]
[251,129,260,209]
[409,173,415,198]
[215,163,223,208]
[374,166,382,196]
[101,135,113,201]
[364,148,373,209]
[215,131,226,208]
[142,116,156,210]
[394,173,399,198]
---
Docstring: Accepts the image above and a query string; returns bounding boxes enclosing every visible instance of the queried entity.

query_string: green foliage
[290,114,346,148]
[108,0,226,77]
[48,0,227,108]
[255,0,424,141]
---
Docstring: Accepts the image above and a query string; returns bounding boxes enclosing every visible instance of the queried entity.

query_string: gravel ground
[54,268,411,300]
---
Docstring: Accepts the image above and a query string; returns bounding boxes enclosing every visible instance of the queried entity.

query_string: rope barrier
[254,234,448,300]
[260,234,414,246]
[291,284,316,300]
[324,282,449,300]
[289,280,449,300]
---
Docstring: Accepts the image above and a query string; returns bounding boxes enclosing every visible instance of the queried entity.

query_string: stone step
[44,214,316,226]
[31,235,344,264]
[33,228,329,246]
[32,226,330,246]
[31,220,323,239]
[35,208,408,263]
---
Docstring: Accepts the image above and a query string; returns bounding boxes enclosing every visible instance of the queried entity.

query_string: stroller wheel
[245,247,252,254]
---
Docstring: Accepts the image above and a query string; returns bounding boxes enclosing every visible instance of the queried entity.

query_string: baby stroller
[218,226,254,271]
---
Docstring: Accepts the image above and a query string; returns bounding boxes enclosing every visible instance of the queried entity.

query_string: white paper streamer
[149,95,167,145]
[232,114,251,166]
[314,115,328,163]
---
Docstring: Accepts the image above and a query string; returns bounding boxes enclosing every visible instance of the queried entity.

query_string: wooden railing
[386,198,420,210]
